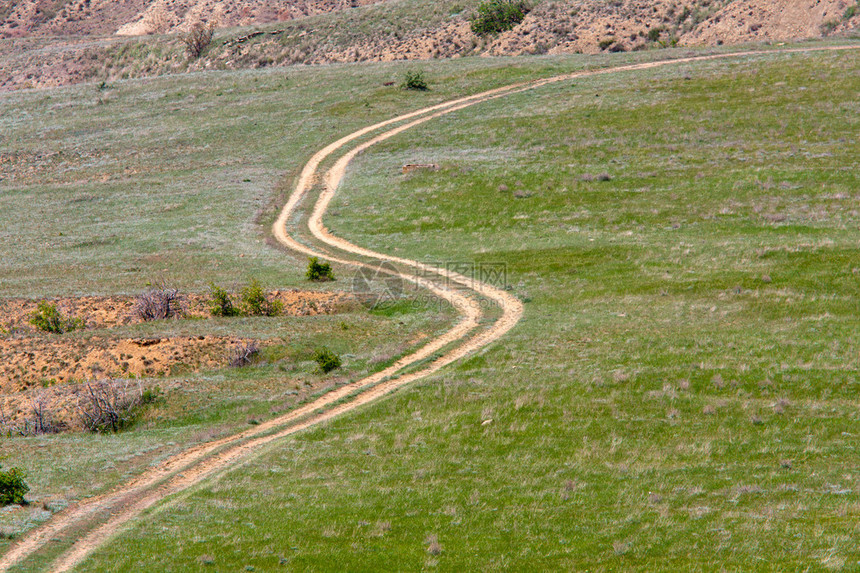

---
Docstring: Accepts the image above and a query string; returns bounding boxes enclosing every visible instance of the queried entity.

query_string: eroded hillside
[0,0,384,38]
[0,0,857,91]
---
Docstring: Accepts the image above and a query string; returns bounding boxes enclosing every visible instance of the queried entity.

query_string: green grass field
[2,43,859,571]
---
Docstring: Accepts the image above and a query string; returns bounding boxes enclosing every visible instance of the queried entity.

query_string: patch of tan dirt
[0,0,387,39]
[0,334,246,388]
[483,0,859,55]
[0,290,346,388]
[485,0,693,56]
[0,290,344,331]
[319,19,476,63]
[681,0,859,45]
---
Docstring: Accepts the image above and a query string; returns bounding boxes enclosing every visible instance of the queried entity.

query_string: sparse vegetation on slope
[0,56,478,549]
[2,0,858,91]
[181,21,215,58]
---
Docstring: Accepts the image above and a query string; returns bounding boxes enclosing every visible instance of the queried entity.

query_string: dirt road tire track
[1,44,856,572]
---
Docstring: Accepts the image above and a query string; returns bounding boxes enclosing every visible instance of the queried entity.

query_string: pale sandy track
[0,44,855,573]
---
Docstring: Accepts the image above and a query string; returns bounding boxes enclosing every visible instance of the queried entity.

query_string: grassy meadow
[55,46,860,571]
[2,43,859,570]
[1,44,708,560]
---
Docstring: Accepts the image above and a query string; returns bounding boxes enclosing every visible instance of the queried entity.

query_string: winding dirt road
[1,44,856,572]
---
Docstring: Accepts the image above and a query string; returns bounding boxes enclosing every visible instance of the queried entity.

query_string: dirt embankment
[0,290,346,388]
[0,0,385,38]
[482,0,858,56]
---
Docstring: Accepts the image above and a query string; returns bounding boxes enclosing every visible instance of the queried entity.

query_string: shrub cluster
[229,341,260,368]
[0,398,66,436]
[0,466,28,506]
[78,381,145,433]
[306,257,335,282]
[240,279,283,316]
[470,0,529,36]
[207,279,283,317]
[208,283,238,317]
[29,301,84,334]
[1,384,162,436]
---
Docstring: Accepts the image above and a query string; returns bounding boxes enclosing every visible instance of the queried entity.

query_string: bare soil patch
[1,290,344,331]
[0,0,386,39]
[0,290,347,388]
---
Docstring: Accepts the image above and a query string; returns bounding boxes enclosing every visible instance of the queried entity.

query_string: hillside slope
[0,0,384,38]
[0,0,857,91]
[487,0,859,55]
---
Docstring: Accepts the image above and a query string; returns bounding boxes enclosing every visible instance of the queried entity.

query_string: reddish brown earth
[484,0,859,56]
[0,0,384,38]
[0,290,346,388]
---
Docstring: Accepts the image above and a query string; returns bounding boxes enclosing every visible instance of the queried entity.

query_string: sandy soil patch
[0,290,347,388]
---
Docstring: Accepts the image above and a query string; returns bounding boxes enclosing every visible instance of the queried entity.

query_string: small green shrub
[306,257,335,282]
[29,302,84,334]
[647,27,663,42]
[402,70,428,91]
[598,37,615,50]
[845,4,857,19]
[240,279,283,316]
[208,283,238,317]
[313,347,341,374]
[470,0,529,36]
[0,466,29,506]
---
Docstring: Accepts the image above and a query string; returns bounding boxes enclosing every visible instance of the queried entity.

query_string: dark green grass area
[68,48,860,571]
